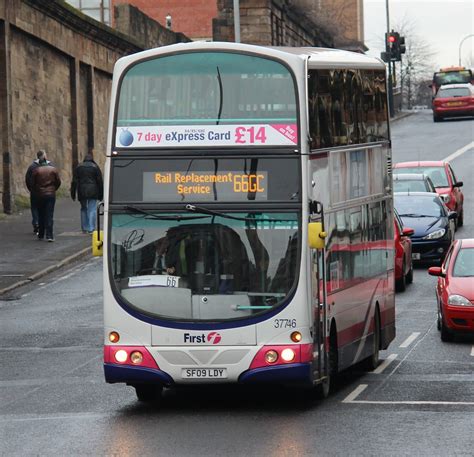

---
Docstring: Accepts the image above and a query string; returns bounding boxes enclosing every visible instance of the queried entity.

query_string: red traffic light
[388,35,396,43]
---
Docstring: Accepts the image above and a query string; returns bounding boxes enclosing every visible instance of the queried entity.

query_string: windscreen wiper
[185,204,296,223]
[398,213,434,218]
[124,205,209,221]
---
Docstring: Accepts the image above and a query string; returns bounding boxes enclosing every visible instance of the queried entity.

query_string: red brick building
[112,0,218,41]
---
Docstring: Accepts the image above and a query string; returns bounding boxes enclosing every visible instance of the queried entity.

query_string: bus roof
[114,41,386,72]
[271,46,385,70]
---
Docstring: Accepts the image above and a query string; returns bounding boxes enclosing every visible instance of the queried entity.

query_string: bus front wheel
[134,384,163,403]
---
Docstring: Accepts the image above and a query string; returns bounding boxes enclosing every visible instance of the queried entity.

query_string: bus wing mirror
[92,201,104,257]
[92,230,104,257]
[308,222,327,250]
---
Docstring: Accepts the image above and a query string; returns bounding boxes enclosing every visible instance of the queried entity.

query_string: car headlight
[448,295,473,307]
[423,229,445,240]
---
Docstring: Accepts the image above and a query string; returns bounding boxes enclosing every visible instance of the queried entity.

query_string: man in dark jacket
[25,150,50,235]
[31,152,61,242]
[70,153,103,233]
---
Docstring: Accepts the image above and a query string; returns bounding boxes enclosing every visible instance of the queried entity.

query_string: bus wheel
[316,327,338,399]
[363,310,380,371]
[134,384,163,403]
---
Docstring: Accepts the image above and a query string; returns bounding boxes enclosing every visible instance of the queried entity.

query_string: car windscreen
[396,167,449,187]
[394,195,445,218]
[393,180,430,193]
[452,248,474,277]
[436,87,471,98]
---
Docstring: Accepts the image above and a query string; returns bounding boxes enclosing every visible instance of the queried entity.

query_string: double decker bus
[431,66,473,97]
[95,42,395,402]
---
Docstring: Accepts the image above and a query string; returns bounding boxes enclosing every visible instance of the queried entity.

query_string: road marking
[471,346,474,356]
[342,384,368,403]
[399,332,421,348]
[443,141,474,163]
[345,400,474,406]
[372,353,398,374]
[342,382,474,406]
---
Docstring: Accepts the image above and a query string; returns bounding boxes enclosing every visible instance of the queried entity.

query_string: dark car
[394,192,456,264]
[394,161,464,227]
[393,173,436,193]
[428,239,474,341]
[432,83,474,122]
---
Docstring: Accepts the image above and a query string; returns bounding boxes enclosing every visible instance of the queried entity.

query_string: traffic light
[384,31,406,62]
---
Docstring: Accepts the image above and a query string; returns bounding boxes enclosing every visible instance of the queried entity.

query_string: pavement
[0,197,93,296]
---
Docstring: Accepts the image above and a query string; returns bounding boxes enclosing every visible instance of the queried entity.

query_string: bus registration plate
[182,368,228,379]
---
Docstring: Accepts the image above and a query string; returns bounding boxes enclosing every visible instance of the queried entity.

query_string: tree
[392,16,436,109]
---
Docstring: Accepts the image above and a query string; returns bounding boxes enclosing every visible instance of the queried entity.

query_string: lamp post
[233,0,241,43]
[458,34,474,66]
[385,0,394,117]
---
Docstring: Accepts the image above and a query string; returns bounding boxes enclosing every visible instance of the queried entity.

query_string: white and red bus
[94,42,395,402]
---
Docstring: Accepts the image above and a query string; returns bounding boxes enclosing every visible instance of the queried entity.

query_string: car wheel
[433,114,442,122]
[134,384,163,404]
[396,259,407,292]
[457,209,464,227]
[440,313,454,342]
[405,260,414,284]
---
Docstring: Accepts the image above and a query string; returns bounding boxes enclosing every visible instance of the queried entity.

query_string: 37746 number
[274,319,297,329]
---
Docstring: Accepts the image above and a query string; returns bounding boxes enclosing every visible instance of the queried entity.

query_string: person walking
[70,153,103,234]
[25,150,50,235]
[31,152,61,242]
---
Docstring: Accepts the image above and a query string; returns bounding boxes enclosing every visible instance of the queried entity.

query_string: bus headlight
[423,229,445,240]
[281,348,295,362]
[130,351,144,364]
[265,350,278,364]
[108,331,120,343]
[291,331,302,342]
[114,349,128,363]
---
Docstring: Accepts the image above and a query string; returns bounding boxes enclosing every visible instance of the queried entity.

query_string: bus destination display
[143,171,268,202]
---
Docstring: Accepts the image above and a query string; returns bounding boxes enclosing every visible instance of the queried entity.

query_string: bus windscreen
[115,52,298,148]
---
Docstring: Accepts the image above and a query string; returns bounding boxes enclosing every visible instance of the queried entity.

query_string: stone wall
[213,0,334,47]
[0,0,189,213]
[114,3,190,49]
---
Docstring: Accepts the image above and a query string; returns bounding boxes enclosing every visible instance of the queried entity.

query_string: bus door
[308,202,328,384]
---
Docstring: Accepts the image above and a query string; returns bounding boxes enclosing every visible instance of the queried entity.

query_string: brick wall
[112,0,218,41]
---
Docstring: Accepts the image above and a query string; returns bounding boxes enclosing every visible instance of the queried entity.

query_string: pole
[385,0,394,117]
[233,0,241,43]
[458,34,474,66]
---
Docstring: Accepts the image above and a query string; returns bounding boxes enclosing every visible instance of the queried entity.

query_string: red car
[394,210,414,291]
[428,239,474,341]
[394,161,464,227]
[432,83,474,122]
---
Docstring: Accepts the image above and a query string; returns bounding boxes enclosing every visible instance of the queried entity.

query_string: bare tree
[392,16,436,109]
